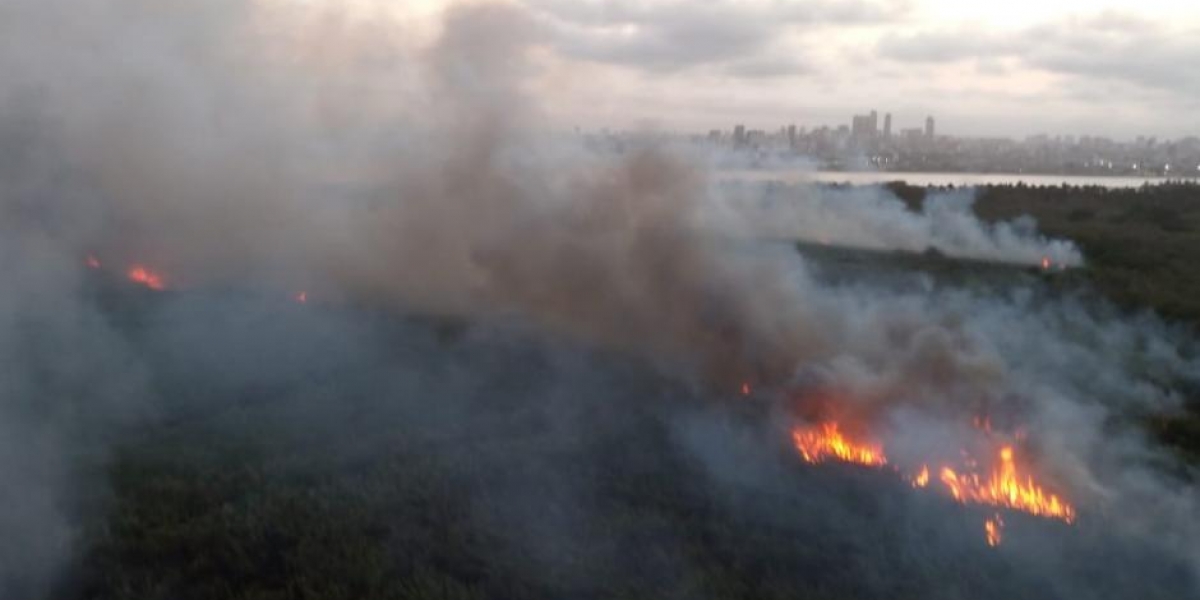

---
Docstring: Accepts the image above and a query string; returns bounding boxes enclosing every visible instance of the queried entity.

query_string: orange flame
[127,266,166,291]
[912,465,930,488]
[1041,257,1051,270]
[938,446,1075,523]
[86,255,101,269]
[792,423,887,467]
[295,291,308,304]
[741,382,751,396]
[790,422,1075,546]
[985,514,1004,547]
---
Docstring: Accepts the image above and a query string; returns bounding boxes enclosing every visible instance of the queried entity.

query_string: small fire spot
[127,265,166,291]
[985,514,1004,547]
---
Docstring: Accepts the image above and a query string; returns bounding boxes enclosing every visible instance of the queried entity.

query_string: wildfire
[791,422,1076,546]
[792,423,887,467]
[938,446,1075,523]
[912,465,930,488]
[127,265,166,291]
[984,514,1004,547]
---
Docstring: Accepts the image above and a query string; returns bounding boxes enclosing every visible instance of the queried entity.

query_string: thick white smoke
[711,182,1084,266]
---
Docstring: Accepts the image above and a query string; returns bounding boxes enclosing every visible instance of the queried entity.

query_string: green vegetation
[971,182,1200,326]
[51,182,1200,599]
[62,367,1023,600]
[882,180,1200,328]
[890,181,1200,461]
[976,182,1200,461]
[66,388,1159,600]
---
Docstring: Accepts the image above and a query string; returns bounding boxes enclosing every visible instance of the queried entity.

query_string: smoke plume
[714,181,1084,266]
[0,0,1196,597]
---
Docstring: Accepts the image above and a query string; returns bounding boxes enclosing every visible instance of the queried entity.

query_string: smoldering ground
[0,1,1198,598]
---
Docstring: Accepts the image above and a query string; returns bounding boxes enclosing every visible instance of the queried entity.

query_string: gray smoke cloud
[0,0,1196,597]
[0,142,151,596]
[711,181,1085,266]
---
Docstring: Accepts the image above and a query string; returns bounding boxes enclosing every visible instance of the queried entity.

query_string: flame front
[938,446,1075,523]
[791,422,1075,546]
[792,423,887,467]
[127,266,166,291]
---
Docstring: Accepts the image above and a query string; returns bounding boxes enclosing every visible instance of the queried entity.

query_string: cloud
[876,11,1200,99]
[723,55,812,78]
[525,0,910,76]
[876,30,1018,64]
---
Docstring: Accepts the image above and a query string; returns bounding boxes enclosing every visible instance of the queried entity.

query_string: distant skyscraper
[925,116,935,139]
[734,124,746,146]
[851,111,879,138]
[787,124,797,148]
[883,113,892,138]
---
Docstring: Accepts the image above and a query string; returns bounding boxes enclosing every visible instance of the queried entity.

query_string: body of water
[720,170,1198,189]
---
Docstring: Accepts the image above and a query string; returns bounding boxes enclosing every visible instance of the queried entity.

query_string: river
[719,170,1198,189]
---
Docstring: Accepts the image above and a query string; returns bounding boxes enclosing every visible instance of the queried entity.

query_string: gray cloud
[527,0,910,75]
[877,12,1200,99]
[876,30,1019,64]
[723,55,813,78]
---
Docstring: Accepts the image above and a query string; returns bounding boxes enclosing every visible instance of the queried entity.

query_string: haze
[316,0,1200,139]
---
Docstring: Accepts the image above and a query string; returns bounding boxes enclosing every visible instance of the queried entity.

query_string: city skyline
[593,111,1198,146]
[352,0,1200,139]
[588,109,1200,177]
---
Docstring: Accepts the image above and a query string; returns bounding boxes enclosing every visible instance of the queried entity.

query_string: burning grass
[792,422,887,467]
[49,184,1200,598]
[938,447,1075,524]
[791,421,1076,546]
[52,291,1193,600]
[126,265,166,291]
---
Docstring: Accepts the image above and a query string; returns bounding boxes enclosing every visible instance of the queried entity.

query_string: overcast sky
[369,0,1200,139]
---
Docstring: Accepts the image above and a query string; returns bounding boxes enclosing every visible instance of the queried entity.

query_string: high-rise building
[733,124,746,146]
[925,116,935,139]
[851,111,879,138]
[787,124,797,148]
[883,113,892,138]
